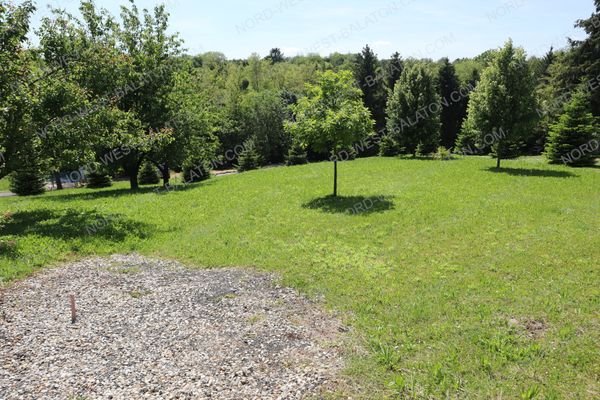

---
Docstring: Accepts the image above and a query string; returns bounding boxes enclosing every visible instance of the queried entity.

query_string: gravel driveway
[0,255,347,400]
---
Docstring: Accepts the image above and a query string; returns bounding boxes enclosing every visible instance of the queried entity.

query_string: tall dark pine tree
[438,58,463,149]
[572,1,600,116]
[384,52,404,93]
[354,45,385,131]
[540,47,555,80]
[265,48,284,64]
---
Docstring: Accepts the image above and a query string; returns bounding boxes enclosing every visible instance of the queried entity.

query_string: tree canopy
[457,40,538,167]
[285,70,374,196]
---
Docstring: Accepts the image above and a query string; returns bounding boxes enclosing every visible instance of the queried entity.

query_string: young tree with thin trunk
[285,70,373,197]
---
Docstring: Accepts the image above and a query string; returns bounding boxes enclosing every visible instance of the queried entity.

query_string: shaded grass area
[1,156,598,399]
[303,195,395,215]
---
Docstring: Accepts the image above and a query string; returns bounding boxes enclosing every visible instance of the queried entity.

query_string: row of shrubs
[7,157,213,195]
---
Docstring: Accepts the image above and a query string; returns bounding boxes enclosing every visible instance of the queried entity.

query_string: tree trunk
[333,159,338,197]
[129,173,139,190]
[496,140,503,169]
[159,164,170,188]
[127,155,145,191]
[54,172,63,190]
[126,157,144,190]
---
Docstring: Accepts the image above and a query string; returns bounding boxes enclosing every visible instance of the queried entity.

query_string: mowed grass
[1,156,598,399]
[0,177,10,192]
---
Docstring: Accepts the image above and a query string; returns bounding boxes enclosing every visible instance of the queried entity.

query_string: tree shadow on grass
[484,167,578,178]
[1,209,153,241]
[43,180,215,203]
[303,195,395,215]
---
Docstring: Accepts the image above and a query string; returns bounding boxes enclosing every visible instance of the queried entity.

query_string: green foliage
[286,140,308,166]
[457,40,538,167]
[240,90,289,164]
[386,64,441,155]
[0,178,10,192]
[0,0,36,179]
[182,160,211,183]
[285,70,374,195]
[572,1,600,116]
[287,70,374,155]
[85,162,113,189]
[161,64,219,174]
[378,135,400,157]
[9,168,45,197]
[33,77,95,177]
[354,45,386,130]
[545,90,598,166]
[138,161,160,185]
[383,52,404,93]
[0,157,598,399]
[236,138,262,172]
[434,146,453,160]
[86,172,112,189]
[265,48,284,64]
[438,58,465,149]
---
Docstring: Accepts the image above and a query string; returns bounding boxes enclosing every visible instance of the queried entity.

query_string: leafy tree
[150,63,218,187]
[36,0,178,190]
[545,90,598,166]
[138,160,159,185]
[354,45,385,130]
[32,77,92,189]
[115,0,183,189]
[241,90,289,164]
[386,64,441,155]
[0,0,36,178]
[457,40,537,168]
[248,53,264,91]
[286,70,374,196]
[438,58,464,148]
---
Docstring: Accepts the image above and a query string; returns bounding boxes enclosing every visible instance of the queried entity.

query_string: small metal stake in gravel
[69,294,76,324]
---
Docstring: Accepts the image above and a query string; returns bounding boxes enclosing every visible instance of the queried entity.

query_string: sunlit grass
[0,177,10,192]
[1,156,598,399]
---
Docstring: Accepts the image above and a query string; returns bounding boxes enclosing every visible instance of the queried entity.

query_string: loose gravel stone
[0,255,347,400]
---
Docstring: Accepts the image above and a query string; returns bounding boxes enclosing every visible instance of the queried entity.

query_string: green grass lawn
[1,156,598,399]
[0,177,10,192]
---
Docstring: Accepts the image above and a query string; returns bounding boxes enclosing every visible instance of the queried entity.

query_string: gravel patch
[0,255,347,400]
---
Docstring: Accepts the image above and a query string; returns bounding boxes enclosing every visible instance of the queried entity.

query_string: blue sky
[32,0,596,60]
